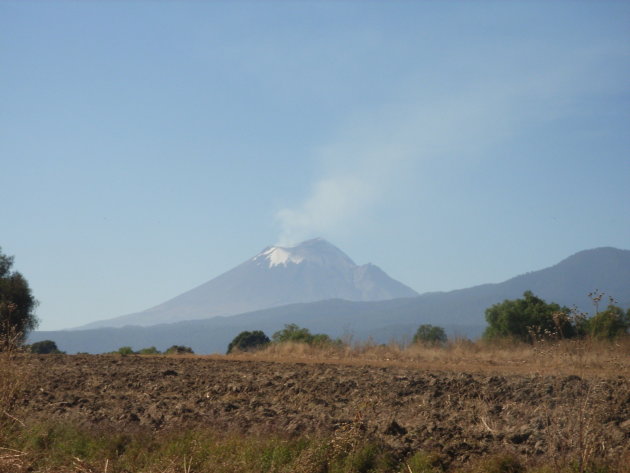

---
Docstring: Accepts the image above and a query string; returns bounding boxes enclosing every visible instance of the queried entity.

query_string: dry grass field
[1,338,629,473]
[227,337,630,378]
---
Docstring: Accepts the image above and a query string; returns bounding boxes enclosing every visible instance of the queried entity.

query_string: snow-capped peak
[259,247,305,267]
[252,238,357,269]
[78,237,419,329]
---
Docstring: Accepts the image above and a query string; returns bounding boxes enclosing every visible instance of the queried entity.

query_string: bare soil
[20,355,630,467]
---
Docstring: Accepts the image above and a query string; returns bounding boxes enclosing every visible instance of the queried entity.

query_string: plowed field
[20,355,630,466]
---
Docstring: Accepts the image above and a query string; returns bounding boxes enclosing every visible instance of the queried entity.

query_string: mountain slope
[35,247,630,354]
[79,238,418,329]
[496,247,630,308]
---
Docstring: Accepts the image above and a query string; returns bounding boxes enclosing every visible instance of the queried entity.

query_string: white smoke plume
[274,88,507,246]
[275,46,623,246]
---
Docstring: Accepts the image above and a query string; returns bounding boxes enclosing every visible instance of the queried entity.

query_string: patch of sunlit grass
[225,336,630,378]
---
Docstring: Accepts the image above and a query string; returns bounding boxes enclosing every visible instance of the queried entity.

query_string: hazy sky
[2,1,629,330]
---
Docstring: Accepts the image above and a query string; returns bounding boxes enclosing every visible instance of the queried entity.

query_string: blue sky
[2,1,629,330]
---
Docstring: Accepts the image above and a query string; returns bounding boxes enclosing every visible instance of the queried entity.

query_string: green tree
[413,324,447,345]
[164,345,194,355]
[272,323,313,344]
[117,346,135,355]
[30,340,63,354]
[587,305,630,339]
[0,247,38,349]
[227,330,270,354]
[483,291,573,342]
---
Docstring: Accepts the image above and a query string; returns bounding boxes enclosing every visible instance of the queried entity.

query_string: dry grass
[224,336,630,378]
[3,334,629,472]
[0,338,31,473]
[0,351,30,425]
[222,337,630,471]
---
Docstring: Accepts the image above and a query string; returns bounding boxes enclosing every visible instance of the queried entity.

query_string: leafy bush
[30,340,63,354]
[413,325,447,346]
[137,346,160,355]
[164,345,194,355]
[227,330,270,354]
[117,346,135,356]
[484,291,574,342]
[309,333,338,347]
[272,323,339,347]
[587,305,630,339]
[272,323,313,344]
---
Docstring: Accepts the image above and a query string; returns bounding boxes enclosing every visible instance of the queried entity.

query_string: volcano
[78,238,418,329]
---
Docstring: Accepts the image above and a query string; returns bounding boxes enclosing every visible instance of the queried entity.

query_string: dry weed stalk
[0,329,31,473]
[0,332,29,426]
[0,446,27,473]
[328,411,368,459]
[182,455,192,473]
[541,375,628,472]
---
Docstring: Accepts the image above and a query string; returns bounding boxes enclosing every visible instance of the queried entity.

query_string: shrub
[484,291,574,342]
[164,345,194,355]
[117,346,135,355]
[272,324,313,344]
[137,346,160,355]
[412,325,447,346]
[272,324,338,347]
[30,340,63,354]
[227,330,270,354]
[310,333,339,347]
[587,305,630,340]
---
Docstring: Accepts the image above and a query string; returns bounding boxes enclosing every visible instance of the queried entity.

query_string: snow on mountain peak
[78,237,420,329]
[253,238,356,269]
[259,247,305,267]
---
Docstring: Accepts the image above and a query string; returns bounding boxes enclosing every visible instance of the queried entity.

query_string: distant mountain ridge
[78,238,418,329]
[32,246,630,354]
[496,246,630,307]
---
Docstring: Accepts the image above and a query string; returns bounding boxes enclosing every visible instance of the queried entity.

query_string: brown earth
[19,355,630,467]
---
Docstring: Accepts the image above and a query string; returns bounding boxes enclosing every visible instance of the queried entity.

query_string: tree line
[483,290,629,342]
[226,291,629,353]
[226,322,449,354]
